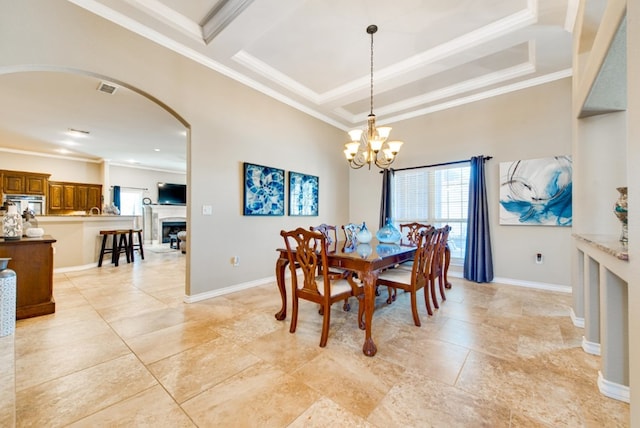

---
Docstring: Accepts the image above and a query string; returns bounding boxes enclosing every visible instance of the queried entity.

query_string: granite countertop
[573,234,629,261]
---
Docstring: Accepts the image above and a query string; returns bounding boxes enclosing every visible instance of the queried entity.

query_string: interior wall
[109,165,186,204]
[0,0,349,296]
[0,150,102,183]
[350,78,573,287]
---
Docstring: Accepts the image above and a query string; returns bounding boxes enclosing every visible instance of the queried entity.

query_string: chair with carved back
[376,228,437,325]
[311,223,352,310]
[396,223,433,273]
[429,225,452,310]
[341,223,359,246]
[281,227,363,347]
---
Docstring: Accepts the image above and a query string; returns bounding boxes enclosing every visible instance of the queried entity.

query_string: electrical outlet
[202,205,212,215]
[536,253,543,264]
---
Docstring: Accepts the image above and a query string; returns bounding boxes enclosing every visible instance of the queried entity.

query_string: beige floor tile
[181,361,320,427]
[68,385,195,427]
[125,318,221,364]
[288,396,374,428]
[16,354,158,427]
[291,347,406,419]
[368,370,511,428]
[149,335,261,403]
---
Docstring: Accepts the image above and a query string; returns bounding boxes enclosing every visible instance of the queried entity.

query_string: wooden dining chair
[429,225,452,310]
[311,223,353,310]
[281,227,363,347]
[396,222,433,272]
[341,223,359,246]
[376,227,438,326]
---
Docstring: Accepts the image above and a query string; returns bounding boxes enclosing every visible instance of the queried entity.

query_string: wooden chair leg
[430,275,439,309]
[98,234,108,267]
[410,292,421,326]
[319,303,331,347]
[424,283,433,316]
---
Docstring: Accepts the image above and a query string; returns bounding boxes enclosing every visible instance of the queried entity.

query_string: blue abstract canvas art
[243,162,285,216]
[288,171,319,216]
[499,156,572,226]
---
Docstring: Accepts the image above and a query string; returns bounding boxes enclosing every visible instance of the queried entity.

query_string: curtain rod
[386,155,493,172]
[110,185,148,191]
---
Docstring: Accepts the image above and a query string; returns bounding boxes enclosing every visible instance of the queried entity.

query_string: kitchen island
[36,215,140,270]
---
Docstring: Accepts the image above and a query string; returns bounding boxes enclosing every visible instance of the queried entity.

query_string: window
[119,188,144,216]
[392,163,470,262]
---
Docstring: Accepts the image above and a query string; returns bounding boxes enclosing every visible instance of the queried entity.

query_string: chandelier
[344,25,404,170]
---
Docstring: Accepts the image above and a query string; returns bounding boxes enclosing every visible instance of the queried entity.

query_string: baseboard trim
[582,337,601,355]
[598,371,630,403]
[448,270,571,294]
[570,308,585,328]
[184,276,275,303]
[54,263,97,273]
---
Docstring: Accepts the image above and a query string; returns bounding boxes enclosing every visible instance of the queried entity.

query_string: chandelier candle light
[344,25,404,170]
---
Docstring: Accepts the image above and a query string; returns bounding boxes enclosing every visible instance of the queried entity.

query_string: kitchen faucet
[89,206,101,215]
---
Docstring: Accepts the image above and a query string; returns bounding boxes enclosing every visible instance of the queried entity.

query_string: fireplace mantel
[142,205,186,245]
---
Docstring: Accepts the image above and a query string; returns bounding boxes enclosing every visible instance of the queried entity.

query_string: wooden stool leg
[118,233,130,264]
[128,229,135,262]
[112,234,119,266]
[137,230,144,260]
[98,234,108,267]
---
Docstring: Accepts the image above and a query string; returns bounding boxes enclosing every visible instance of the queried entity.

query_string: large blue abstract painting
[288,171,319,216]
[499,156,572,226]
[243,162,285,216]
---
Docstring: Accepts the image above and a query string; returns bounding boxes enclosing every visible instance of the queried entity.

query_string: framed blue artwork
[499,155,572,226]
[288,171,319,216]
[243,162,285,216]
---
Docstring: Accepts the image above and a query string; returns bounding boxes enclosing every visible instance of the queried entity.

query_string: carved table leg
[275,254,289,320]
[361,271,378,357]
[444,244,452,289]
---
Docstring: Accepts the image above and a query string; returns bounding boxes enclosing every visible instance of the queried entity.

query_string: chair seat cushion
[377,268,412,284]
[395,260,414,271]
[312,276,353,297]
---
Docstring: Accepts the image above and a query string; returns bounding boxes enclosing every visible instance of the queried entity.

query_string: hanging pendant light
[344,25,404,170]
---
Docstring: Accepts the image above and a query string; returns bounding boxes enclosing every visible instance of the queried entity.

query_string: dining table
[274,239,419,357]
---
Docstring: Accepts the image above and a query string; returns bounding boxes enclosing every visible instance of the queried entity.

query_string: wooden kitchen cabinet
[48,181,102,213]
[0,169,49,195]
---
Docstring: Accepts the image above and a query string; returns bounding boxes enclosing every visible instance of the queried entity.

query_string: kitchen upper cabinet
[48,181,102,213]
[75,184,102,211]
[0,170,49,195]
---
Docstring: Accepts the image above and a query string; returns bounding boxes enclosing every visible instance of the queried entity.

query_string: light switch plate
[202,205,212,215]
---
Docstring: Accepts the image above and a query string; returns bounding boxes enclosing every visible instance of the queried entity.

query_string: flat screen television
[157,182,186,205]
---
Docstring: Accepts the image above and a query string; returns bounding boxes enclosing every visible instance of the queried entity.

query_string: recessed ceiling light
[154,148,160,152]
[57,148,71,154]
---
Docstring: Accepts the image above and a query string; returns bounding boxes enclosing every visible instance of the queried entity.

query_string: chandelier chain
[370,28,374,116]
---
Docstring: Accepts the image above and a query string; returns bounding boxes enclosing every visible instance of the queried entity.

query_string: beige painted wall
[0,150,102,183]
[0,0,349,296]
[350,78,573,287]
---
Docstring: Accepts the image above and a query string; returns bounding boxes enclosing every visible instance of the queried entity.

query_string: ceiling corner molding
[124,0,203,42]
[202,0,256,44]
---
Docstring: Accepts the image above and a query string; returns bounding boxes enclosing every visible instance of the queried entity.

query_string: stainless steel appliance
[2,194,46,215]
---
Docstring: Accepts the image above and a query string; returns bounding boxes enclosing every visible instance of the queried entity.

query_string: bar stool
[98,229,131,267]
[129,229,144,261]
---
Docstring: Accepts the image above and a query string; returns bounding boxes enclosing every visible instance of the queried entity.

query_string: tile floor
[0,248,630,427]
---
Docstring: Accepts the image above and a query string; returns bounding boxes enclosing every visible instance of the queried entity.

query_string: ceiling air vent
[97,81,118,95]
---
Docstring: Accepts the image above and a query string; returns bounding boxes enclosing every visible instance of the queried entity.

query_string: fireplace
[142,205,187,245]
[161,221,186,244]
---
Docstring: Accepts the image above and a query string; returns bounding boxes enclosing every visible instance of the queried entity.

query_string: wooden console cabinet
[0,236,56,319]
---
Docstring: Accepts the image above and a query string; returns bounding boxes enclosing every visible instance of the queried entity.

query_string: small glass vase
[614,187,628,243]
[376,218,402,243]
[355,222,372,244]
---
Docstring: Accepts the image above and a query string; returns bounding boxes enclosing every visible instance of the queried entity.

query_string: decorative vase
[614,187,628,243]
[355,222,372,244]
[0,258,17,337]
[376,218,402,243]
[2,203,22,240]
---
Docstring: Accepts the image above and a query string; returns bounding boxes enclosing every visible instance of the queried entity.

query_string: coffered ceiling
[0,0,576,172]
